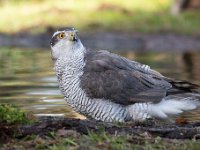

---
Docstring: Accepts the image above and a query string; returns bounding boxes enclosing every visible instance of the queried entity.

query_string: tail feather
[148,95,200,119]
[166,78,200,95]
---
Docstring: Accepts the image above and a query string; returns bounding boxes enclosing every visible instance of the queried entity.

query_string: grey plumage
[81,49,200,105]
[80,50,172,105]
[50,27,200,122]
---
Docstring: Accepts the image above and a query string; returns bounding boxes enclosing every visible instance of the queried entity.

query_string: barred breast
[54,55,130,122]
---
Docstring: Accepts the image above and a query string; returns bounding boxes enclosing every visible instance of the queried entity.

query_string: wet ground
[0,48,200,121]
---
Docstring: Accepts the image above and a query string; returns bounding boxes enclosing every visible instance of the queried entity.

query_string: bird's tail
[148,93,200,119]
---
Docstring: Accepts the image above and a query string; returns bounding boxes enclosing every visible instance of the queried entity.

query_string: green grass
[2,129,200,150]
[0,104,34,124]
[0,0,200,35]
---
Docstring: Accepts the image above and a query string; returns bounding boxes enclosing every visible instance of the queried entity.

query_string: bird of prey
[50,27,200,122]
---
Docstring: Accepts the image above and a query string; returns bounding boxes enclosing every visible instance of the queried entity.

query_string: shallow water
[0,48,200,121]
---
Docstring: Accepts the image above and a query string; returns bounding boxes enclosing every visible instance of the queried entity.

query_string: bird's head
[50,27,84,60]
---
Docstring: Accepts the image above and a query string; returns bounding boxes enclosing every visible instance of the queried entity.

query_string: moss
[0,104,34,125]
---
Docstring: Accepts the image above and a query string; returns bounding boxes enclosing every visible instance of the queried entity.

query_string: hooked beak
[69,30,78,42]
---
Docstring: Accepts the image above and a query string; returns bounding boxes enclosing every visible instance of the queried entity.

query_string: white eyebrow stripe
[53,31,63,37]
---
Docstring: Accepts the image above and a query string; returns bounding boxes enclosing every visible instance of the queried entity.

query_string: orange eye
[58,32,65,39]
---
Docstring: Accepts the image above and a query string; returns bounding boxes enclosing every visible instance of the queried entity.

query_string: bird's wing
[80,50,172,105]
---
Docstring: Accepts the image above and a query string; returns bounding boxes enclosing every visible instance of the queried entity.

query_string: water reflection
[0,48,200,121]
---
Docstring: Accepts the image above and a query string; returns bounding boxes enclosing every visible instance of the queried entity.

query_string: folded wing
[80,50,174,105]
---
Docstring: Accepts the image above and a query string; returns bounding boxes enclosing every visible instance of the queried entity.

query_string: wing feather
[80,50,172,105]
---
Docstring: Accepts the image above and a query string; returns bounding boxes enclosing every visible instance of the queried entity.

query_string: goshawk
[50,27,200,122]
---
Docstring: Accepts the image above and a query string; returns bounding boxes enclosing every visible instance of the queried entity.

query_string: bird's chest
[55,58,85,97]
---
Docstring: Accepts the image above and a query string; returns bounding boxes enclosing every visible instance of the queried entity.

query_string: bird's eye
[58,33,65,39]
